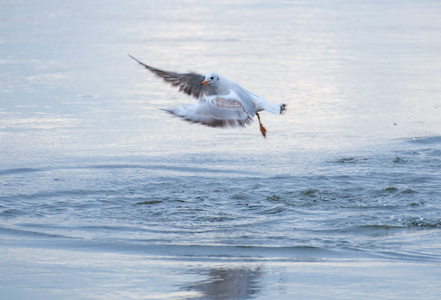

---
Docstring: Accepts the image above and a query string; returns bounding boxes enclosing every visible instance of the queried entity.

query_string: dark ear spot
[217,77,219,81]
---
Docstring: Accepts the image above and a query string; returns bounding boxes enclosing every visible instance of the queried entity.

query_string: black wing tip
[159,108,173,114]
[128,54,150,69]
[128,54,139,62]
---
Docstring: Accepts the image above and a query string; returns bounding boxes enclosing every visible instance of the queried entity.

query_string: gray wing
[129,55,217,99]
[162,92,253,128]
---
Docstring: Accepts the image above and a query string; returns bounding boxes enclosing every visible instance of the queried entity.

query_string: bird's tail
[280,104,287,114]
[263,102,287,115]
[251,94,287,115]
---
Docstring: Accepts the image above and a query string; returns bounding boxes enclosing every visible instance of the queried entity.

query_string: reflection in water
[184,267,262,300]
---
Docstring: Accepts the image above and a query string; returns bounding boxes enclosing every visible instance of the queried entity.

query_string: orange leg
[256,112,267,138]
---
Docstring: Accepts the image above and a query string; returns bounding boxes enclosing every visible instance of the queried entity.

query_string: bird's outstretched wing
[162,91,253,128]
[129,55,217,99]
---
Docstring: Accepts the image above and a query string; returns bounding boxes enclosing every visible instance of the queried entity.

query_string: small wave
[404,217,441,228]
[407,136,441,145]
[0,226,70,239]
[265,195,282,202]
[77,225,149,232]
[0,167,42,176]
[333,157,369,164]
[0,163,255,177]
[301,189,319,197]
[3,222,441,263]
[257,206,286,215]
[88,164,253,175]
[392,156,410,164]
[360,224,404,229]
[0,208,25,218]
[372,249,441,263]
[136,200,163,205]
[0,224,339,262]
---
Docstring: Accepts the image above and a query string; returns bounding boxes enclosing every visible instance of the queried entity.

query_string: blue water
[1,1,441,299]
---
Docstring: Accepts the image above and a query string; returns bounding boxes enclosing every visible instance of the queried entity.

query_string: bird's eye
[210,77,214,80]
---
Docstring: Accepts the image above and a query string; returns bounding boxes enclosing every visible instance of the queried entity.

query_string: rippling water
[1,0,441,299]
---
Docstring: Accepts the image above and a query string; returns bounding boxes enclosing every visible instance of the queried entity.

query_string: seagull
[129,55,286,138]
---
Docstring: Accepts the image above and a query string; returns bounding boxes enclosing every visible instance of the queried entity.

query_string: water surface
[1,1,441,299]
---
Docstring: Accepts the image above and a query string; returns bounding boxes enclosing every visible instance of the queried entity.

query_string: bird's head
[202,72,220,85]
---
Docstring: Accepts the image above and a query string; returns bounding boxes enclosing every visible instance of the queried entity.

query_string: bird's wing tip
[128,54,140,63]
[159,108,174,114]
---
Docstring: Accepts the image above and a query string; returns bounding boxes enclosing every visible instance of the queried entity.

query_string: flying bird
[129,55,286,138]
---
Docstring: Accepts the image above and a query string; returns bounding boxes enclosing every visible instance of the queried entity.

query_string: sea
[1,0,441,299]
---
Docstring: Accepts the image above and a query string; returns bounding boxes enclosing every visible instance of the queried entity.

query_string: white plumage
[130,55,286,137]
